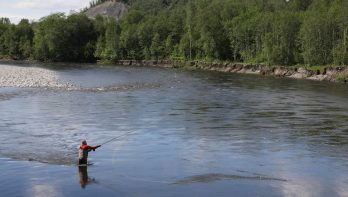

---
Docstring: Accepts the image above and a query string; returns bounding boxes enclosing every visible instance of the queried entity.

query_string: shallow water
[1,63,348,197]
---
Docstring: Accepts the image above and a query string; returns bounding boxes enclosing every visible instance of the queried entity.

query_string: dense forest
[0,0,348,66]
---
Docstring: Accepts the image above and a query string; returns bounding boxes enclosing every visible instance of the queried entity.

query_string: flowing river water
[0,62,348,197]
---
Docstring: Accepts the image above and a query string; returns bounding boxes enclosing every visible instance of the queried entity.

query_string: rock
[274,67,288,76]
[84,0,129,21]
[289,68,313,79]
[307,75,328,81]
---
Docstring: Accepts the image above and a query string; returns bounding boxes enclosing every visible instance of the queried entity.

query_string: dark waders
[79,158,87,165]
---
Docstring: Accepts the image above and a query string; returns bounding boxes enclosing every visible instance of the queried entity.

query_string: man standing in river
[78,140,101,165]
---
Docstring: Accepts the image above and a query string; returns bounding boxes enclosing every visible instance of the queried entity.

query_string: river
[0,62,348,197]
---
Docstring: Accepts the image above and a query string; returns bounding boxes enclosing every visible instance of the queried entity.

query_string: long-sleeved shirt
[79,144,98,160]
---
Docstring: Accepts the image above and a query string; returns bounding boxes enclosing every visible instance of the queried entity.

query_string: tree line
[0,0,348,66]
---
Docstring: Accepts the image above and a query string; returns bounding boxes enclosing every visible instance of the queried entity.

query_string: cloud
[0,12,40,24]
[0,0,91,23]
[14,0,90,10]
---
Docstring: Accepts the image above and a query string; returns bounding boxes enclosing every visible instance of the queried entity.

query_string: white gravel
[0,65,73,88]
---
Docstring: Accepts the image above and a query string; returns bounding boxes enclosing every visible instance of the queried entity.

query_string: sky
[0,0,91,24]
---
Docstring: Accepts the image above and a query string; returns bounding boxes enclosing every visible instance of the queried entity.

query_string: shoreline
[113,60,348,83]
[1,59,348,83]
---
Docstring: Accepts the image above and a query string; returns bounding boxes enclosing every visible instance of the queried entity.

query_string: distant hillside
[84,0,129,21]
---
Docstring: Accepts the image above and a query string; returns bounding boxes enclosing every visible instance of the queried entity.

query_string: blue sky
[0,0,91,23]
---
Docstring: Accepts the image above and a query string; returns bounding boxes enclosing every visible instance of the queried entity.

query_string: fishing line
[100,131,137,146]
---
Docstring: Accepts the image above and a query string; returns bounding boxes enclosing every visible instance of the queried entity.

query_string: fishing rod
[100,131,136,146]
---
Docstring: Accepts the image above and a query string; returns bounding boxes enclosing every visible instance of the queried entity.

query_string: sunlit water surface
[1,63,348,197]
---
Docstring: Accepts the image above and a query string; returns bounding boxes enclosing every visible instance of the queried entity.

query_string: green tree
[65,14,97,61]
[94,15,106,59]
[196,1,231,60]
[226,8,264,62]
[300,3,334,65]
[5,0,348,67]
[33,13,69,61]
[330,0,348,65]
[16,19,34,59]
[4,25,19,58]
[33,13,96,62]
[287,0,313,11]
[101,17,120,61]
[119,10,144,59]
[261,12,301,65]
[150,33,163,59]
[0,18,11,57]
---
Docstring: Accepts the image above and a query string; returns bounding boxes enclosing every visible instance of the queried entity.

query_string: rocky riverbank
[191,62,348,82]
[0,65,73,88]
[114,60,348,83]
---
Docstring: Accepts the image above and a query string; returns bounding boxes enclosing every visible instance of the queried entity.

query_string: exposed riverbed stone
[0,65,74,88]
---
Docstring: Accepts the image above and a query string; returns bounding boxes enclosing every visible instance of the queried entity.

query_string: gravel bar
[0,65,72,88]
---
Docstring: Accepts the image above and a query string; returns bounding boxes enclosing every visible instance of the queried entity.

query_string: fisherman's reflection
[78,166,97,188]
